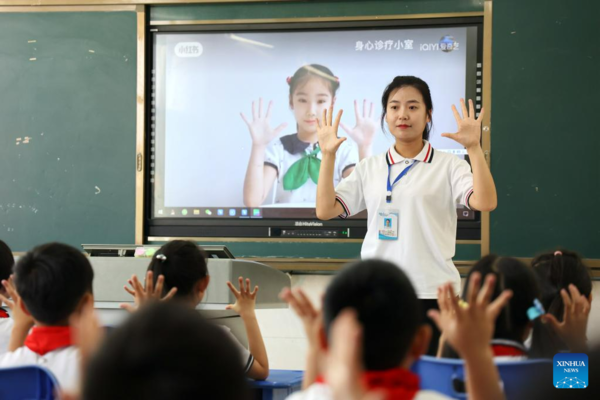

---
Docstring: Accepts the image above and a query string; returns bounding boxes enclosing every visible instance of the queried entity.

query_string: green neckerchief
[283,146,321,191]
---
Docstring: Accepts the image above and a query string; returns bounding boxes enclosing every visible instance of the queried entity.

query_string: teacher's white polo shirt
[335,140,474,298]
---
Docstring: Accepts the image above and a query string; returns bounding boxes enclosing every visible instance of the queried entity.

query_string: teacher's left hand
[441,99,485,150]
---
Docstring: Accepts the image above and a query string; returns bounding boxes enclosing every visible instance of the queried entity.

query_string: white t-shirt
[0,345,80,392]
[218,325,254,373]
[264,133,358,205]
[0,318,13,354]
[335,141,473,298]
[286,382,452,400]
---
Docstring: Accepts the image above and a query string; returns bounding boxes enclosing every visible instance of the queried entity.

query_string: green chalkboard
[0,11,138,252]
[490,0,600,258]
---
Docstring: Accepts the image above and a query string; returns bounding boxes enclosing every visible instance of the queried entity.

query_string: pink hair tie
[554,251,562,256]
[286,76,292,85]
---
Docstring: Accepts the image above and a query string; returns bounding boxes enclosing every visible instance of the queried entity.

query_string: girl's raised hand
[120,271,177,312]
[226,276,258,318]
[340,99,377,147]
[441,99,484,150]
[317,105,345,156]
[241,98,288,147]
[542,284,590,352]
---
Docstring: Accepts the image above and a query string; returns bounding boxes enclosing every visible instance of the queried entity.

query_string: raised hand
[0,275,34,330]
[542,284,590,352]
[120,271,177,312]
[428,272,513,358]
[280,287,322,347]
[340,99,377,148]
[241,98,288,147]
[317,105,345,155]
[226,276,258,318]
[441,99,485,150]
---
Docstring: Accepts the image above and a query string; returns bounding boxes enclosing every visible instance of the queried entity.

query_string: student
[530,249,592,356]
[242,64,376,207]
[0,242,94,392]
[439,255,541,359]
[0,240,14,353]
[315,76,497,354]
[282,259,511,400]
[81,302,250,400]
[122,240,269,380]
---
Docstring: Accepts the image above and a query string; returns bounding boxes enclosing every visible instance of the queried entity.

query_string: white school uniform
[335,140,474,298]
[0,346,80,392]
[264,133,357,205]
[286,382,452,400]
[0,317,13,354]
[218,325,255,373]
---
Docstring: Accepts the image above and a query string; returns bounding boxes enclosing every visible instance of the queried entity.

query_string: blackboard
[0,11,138,252]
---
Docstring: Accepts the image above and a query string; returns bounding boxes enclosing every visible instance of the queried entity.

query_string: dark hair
[14,242,94,325]
[441,255,541,358]
[83,302,249,400]
[0,240,14,283]
[323,259,421,371]
[528,249,592,358]
[147,240,208,300]
[288,64,340,101]
[380,76,433,140]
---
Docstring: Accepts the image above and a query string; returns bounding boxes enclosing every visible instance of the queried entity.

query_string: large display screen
[150,21,482,225]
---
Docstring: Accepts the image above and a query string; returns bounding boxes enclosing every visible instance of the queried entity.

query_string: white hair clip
[155,254,167,261]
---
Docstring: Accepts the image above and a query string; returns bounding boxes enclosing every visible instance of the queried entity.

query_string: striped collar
[386,140,434,165]
[490,339,528,357]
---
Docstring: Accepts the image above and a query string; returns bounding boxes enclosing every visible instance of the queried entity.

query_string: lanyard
[386,161,418,203]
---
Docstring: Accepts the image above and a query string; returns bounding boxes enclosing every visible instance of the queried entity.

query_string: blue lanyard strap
[386,161,418,203]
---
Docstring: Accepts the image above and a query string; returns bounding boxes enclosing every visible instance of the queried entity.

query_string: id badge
[378,208,399,240]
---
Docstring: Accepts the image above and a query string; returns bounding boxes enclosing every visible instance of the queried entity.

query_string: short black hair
[147,240,208,300]
[0,240,14,282]
[14,242,94,325]
[323,259,421,371]
[83,302,250,400]
[380,76,434,140]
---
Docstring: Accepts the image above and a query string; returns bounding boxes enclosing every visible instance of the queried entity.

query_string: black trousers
[419,299,441,356]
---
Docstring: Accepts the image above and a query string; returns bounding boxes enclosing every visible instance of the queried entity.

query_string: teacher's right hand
[240,98,288,147]
[317,105,346,156]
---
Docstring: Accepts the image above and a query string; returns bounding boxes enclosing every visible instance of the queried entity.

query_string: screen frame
[145,16,484,241]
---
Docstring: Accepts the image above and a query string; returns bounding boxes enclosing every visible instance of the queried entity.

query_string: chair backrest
[0,365,60,400]
[412,355,552,400]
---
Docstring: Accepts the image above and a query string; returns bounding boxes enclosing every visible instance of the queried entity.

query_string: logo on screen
[553,353,588,389]
[175,42,203,58]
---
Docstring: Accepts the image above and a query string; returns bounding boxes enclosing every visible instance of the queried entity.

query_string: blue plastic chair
[412,355,552,400]
[0,365,60,400]
[248,369,304,400]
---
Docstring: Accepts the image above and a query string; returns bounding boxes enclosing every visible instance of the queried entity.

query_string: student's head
[381,76,433,143]
[82,302,249,400]
[288,64,340,134]
[14,242,94,325]
[147,240,209,306]
[0,240,14,296]
[322,259,429,371]
[532,249,592,321]
[464,255,540,342]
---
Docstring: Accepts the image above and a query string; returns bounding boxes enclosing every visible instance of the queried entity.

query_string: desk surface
[249,370,304,388]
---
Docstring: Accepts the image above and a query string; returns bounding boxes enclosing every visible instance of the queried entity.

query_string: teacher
[315,76,497,354]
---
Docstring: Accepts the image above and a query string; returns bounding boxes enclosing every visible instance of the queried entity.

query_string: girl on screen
[315,76,498,355]
[241,64,376,207]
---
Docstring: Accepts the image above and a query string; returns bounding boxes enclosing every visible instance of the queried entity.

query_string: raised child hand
[340,99,377,148]
[226,276,258,318]
[317,105,346,155]
[428,272,512,359]
[241,98,288,147]
[280,287,322,347]
[120,270,177,312]
[0,275,34,329]
[441,99,485,150]
[542,284,590,352]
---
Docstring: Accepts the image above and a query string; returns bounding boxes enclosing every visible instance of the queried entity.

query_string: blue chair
[248,369,304,400]
[0,365,60,400]
[412,355,552,400]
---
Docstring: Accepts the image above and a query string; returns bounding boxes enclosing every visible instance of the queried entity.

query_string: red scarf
[492,344,527,357]
[316,368,420,400]
[24,326,73,356]
[0,308,9,318]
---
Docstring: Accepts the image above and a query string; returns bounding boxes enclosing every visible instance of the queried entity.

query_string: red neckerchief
[24,326,73,356]
[0,308,9,318]
[315,368,420,400]
[491,339,527,357]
